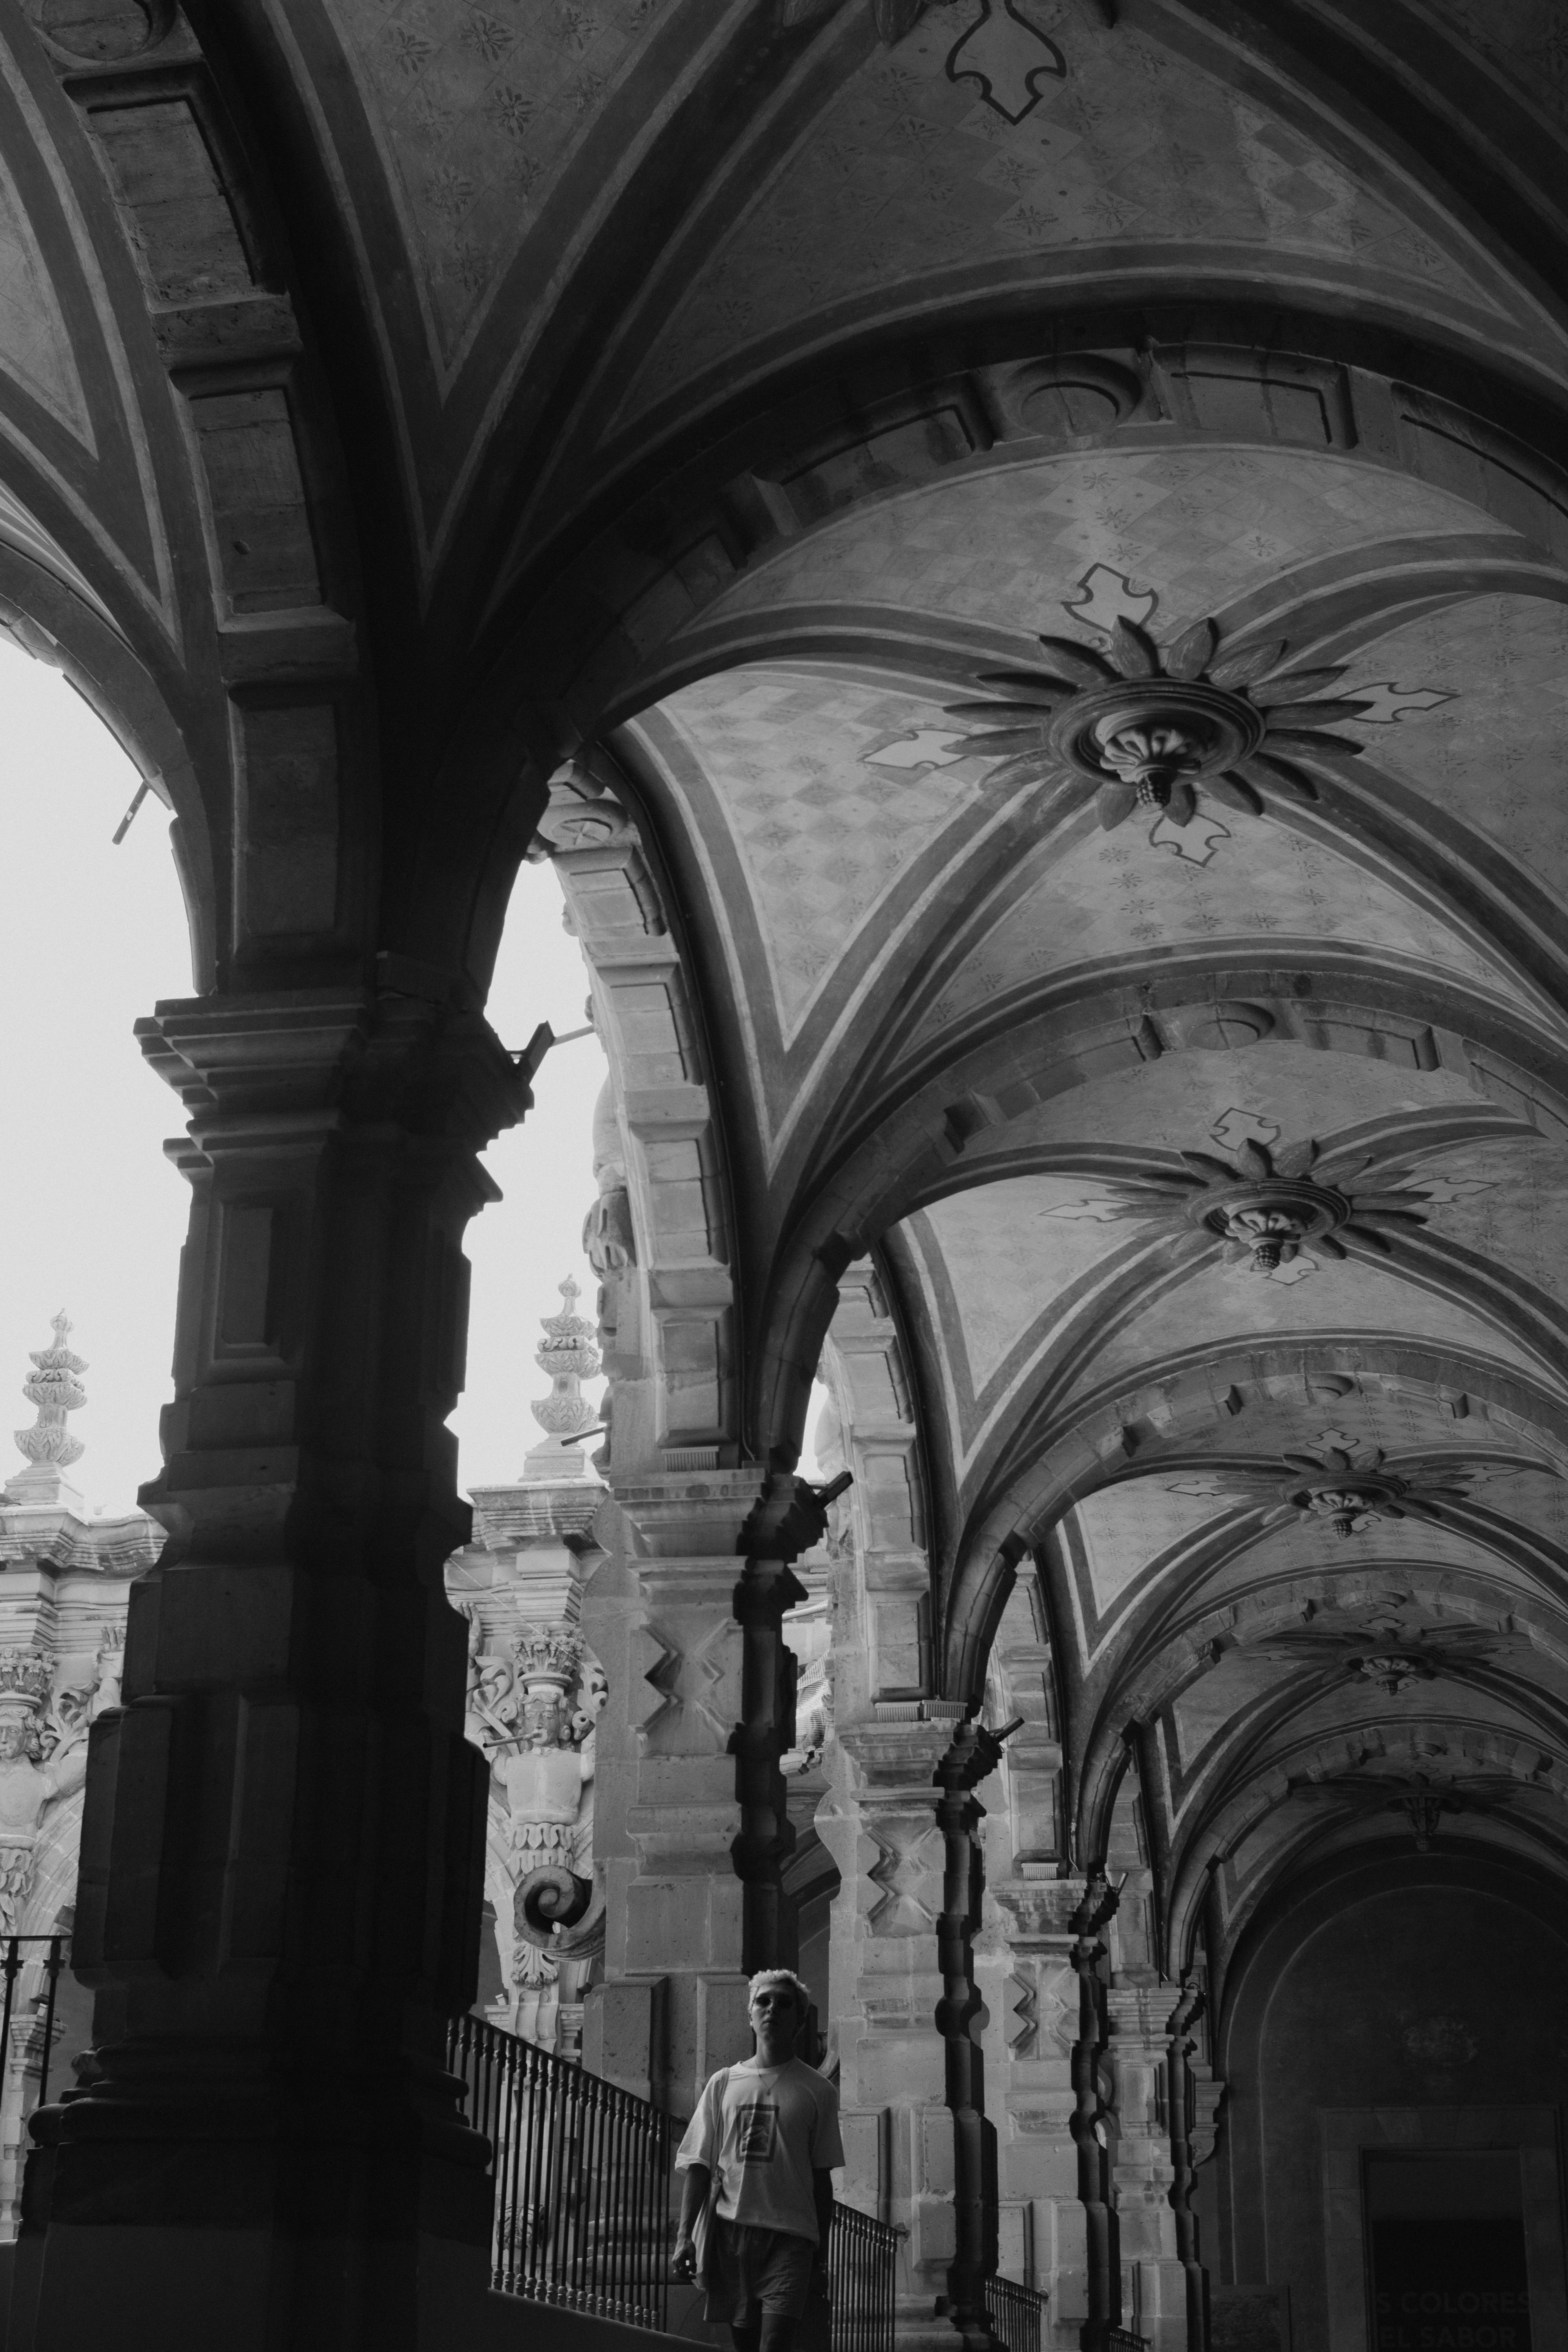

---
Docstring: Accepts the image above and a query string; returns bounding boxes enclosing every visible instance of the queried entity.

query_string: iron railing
[985,2274,1049,2352]
[1,1936,65,2109]
[1108,2330,1151,2352]
[446,2011,674,2330]
[830,2200,898,2352]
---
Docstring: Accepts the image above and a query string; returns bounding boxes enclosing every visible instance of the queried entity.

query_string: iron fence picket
[829,2199,898,2352]
[985,2274,1051,2352]
[446,2010,672,2331]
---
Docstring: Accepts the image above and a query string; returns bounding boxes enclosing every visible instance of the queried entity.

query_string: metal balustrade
[829,2200,898,2352]
[1107,2329,1152,2351]
[444,2010,932,2351]
[446,2011,674,2330]
[984,2273,1049,2352]
[0,1935,65,2108]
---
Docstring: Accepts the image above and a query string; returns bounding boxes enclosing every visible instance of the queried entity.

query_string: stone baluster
[8,984,529,2352]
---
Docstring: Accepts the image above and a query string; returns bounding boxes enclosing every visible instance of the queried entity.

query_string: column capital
[136,982,529,1149]
[839,1716,960,1794]
[613,1467,769,1557]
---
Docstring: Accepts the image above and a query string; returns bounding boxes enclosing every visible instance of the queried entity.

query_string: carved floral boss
[946,616,1369,828]
[1078,1135,1432,1272]
[1234,1446,1475,1543]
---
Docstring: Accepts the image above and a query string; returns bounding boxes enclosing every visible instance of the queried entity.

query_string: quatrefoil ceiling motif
[946,615,1372,829]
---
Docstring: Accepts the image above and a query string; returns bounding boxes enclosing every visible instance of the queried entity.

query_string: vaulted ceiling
[6,0,1568,1995]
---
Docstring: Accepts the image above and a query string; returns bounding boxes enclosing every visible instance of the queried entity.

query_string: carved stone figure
[0,1655,88,1935]
[494,1680,595,1867]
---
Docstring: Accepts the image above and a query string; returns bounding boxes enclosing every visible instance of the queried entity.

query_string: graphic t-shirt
[676,2058,845,2242]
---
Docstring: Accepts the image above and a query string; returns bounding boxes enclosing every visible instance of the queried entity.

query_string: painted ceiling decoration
[1221,1445,1480,1541]
[945,615,1371,831]
[1073,1135,1435,1273]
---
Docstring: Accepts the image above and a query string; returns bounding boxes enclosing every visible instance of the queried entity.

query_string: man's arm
[672,2162,710,2279]
[811,2168,835,2287]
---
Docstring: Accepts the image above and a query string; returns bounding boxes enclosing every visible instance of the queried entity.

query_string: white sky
[0,637,606,1515]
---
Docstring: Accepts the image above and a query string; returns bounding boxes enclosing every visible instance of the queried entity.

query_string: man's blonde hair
[748,1967,811,2011]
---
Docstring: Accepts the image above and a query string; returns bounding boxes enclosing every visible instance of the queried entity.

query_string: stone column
[8,984,528,2352]
[984,1875,1100,2352]
[818,1715,966,2352]
[588,1470,827,2119]
[936,1720,1010,2352]
[1104,1980,1191,2351]
[1069,1877,1120,2352]
[1166,1985,1205,2352]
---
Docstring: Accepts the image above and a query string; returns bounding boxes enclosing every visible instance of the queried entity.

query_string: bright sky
[0,636,606,1514]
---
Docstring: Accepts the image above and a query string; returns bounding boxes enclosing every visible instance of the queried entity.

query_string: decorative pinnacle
[14,1312,86,1473]
[530,1276,601,1446]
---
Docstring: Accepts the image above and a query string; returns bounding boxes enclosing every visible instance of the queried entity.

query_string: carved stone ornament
[0,1651,51,1715]
[13,1312,86,1471]
[530,1277,601,1443]
[1294,1768,1528,1847]
[1076,1136,1431,1272]
[511,1624,585,1694]
[1212,1446,1476,1540]
[1244,1612,1503,1694]
[947,615,1372,831]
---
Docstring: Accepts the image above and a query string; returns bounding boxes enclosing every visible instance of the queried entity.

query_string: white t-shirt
[677,2057,845,2242]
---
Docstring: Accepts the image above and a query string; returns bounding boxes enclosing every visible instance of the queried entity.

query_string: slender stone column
[9,984,529,2352]
[935,1720,1009,2352]
[1069,1876,1120,2352]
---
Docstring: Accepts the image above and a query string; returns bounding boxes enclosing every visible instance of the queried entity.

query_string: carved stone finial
[524,1276,601,1479]
[7,1313,87,1503]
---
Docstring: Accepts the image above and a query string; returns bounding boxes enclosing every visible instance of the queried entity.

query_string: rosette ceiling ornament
[1295,1770,1526,1846]
[1228,1445,1477,1541]
[1245,1618,1506,1697]
[1077,1136,1432,1271]
[945,616,1371,828]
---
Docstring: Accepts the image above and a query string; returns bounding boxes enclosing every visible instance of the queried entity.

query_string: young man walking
[672,1969,844,2352]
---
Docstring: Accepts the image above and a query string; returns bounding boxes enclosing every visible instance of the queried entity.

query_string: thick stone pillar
[984,1875,1100,2352]
[818,1716,965,2352]
[1105,1981,1191,2350]
[590,1471,827,2119]
[9,984,529,2352]
[1166,1985,1205,2352]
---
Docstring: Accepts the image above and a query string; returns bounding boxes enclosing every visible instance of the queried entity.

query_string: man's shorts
[704,2218,817,2323]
